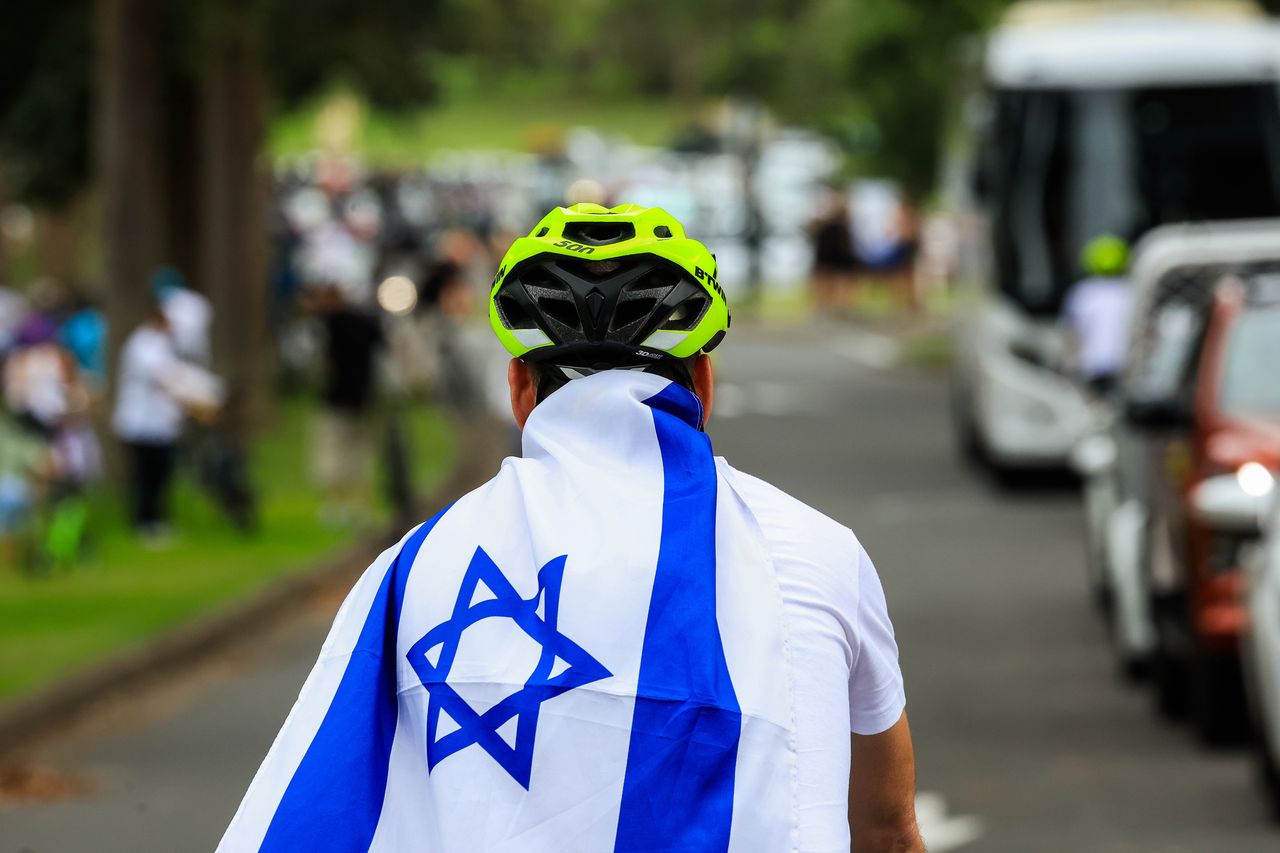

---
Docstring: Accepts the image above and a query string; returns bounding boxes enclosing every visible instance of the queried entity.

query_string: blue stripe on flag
[615,383,741,852]
[259,507,448,853]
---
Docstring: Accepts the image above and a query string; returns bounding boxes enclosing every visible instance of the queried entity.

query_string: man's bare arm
[849,711,925,852]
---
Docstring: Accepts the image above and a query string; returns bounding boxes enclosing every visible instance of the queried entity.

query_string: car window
[1221,306,1280,416]
[1131,302,1203,402]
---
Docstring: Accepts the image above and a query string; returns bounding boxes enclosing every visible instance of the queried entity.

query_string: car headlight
[1237,462,1275,498]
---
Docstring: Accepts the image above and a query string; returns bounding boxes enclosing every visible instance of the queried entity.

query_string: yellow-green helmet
[1082,235,1130,277]
[489,203,730,371]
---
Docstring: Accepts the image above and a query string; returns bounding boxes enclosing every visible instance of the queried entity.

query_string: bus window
[989,83,1280,318]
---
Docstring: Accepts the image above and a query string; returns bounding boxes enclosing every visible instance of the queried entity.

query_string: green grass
[900,329,953,368]
[0,398,454,702]
[269,92,690,165]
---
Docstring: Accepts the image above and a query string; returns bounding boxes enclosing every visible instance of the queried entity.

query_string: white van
[947,0,1280,471]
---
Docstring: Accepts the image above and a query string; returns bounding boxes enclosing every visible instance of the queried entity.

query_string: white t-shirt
[111,325,184,444]
[1062,275,1134,381]
[720,463,906,851]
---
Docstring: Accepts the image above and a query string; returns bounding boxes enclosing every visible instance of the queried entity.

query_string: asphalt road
[3,323,1277,852]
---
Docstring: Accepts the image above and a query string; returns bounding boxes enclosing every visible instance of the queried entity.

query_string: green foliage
[843,0,1008,197]
[0,0,1044,208]
[0,1,443,208]
[404,0,1009,193]
[269,92,685,163]
[258,0,441,111]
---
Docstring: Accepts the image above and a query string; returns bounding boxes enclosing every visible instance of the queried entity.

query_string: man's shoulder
[716,459,862,563]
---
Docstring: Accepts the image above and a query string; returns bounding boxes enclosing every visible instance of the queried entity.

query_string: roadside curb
[0,412,509,758]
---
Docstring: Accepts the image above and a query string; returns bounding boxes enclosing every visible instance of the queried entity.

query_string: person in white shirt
[221,205,921,853]
[1062,235,1134,396]
[112,306,222,540]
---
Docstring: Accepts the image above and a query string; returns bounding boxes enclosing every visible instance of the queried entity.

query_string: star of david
[406,547,612,789]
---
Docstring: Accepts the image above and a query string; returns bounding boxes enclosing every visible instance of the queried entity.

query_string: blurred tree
[259,0,438,111]
[0,3,92,209]
[93,0,444,436]
[98,0,170,367]
[0,3,94,285]
[843,0,1008,199]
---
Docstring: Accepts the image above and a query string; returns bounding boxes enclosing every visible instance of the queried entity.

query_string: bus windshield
[986,83,1280,317]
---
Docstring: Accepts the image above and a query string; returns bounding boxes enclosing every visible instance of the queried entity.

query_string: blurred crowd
[0,277,103,568]
[0,270,228,567]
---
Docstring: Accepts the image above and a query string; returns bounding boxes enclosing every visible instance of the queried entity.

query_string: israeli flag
[220,372,797,851]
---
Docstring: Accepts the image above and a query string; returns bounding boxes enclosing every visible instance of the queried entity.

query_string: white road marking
[831,331,902,369]
[915,791,984,852]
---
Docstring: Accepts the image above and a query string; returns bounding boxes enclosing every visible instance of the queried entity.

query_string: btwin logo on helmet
[553,240,595,255]
[695,266,726,302]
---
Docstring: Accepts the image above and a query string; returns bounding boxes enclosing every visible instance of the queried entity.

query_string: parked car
[1080,223,1280,706]
[1141,278,1280,743]
[1230,305,1280,816]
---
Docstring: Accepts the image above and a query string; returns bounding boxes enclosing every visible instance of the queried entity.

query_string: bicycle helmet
[1082,235,1130,277]
[489,204,730,379]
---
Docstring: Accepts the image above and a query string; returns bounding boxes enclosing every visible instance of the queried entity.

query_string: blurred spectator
[810,188,859,311]
[111,302,223,544]
[299,217,376,307]
[0,415,53,567]
[59,289,107,388]
[1062,235,1134,396]
[885,198,922,313]
[0,284,25,354]
[4,312,81,438]
[306,284,384,524]
[3,293,101,570]
[415,230,505,415]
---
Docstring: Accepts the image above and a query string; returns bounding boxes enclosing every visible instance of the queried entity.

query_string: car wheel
[1098,585,1148,683]
[1257,732,1280,823]
[1151,644,1189,720]
[1190,651,1248,747]
[950,384,985,468]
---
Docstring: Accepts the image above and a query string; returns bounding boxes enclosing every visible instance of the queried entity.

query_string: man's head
[490,203,730,427]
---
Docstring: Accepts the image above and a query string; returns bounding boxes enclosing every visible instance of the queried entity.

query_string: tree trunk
[36,203,88,288]
[97,0,168,356]
[96,0,169,479]
[198,0,269,438]
[164,72,203,293]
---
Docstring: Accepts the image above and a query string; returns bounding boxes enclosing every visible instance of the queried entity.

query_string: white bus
[947,0,1280,472]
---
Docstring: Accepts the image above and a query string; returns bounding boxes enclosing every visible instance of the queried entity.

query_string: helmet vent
[535,227,550,238]
[653,225,672,238]
[562,221,636,245]
[663,295,709,331]
[538,295,580,328]
[583,260,623,277]
[635,268,679,290]
[613,297,658,329]
[496,293,537,329]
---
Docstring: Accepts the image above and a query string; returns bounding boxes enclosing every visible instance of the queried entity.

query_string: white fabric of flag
[218,370,904,852]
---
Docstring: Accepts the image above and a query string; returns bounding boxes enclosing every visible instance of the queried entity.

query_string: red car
[1147,278,1280,743]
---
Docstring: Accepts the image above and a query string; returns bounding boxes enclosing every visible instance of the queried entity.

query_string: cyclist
[221,204,922,853]
[1063,235,1134,397]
